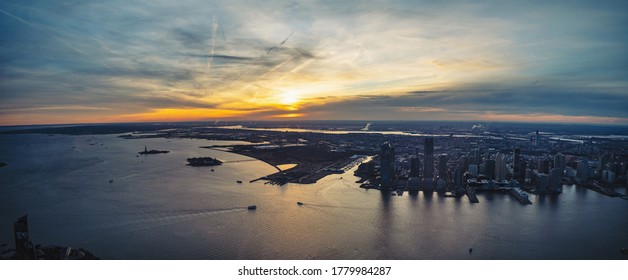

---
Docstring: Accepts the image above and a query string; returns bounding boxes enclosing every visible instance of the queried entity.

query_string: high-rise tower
[410,157,421,177]
[513,148,521,182]
[424,138,434,179]
[380,142,395,189]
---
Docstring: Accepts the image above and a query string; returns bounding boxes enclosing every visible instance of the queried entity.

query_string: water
[0,134,626,259]
[214,125,496,138]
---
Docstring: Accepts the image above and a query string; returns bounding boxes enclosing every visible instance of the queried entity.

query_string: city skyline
[1,0,627,125]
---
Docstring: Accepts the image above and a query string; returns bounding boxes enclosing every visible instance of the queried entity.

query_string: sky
[0,0,627,126]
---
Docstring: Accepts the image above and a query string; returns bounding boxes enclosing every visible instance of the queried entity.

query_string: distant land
[1,120,627,136]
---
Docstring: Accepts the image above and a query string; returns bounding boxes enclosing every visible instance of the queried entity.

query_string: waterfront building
[459,156,469,173]
[603,170,615,183]
[407,177,420,190]
[525,168,533,184]
[410,157,421,177]
[554,153,566,173]
[485,159,496,180]
[537,159,551,174]
[380,142,395,189]
[597,154,608,178]
[424,138,434,180]
[495,153,506,181]
[454,165,463,188]
[437,178,447,190]
[518,161,527,183]
[577,159,590,183]
[537,172,549,192]
[550,168,562,193]
[513,148,521,182]
[438,155,448,179]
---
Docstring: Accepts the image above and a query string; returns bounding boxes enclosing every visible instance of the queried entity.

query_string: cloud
[0,0,626,125]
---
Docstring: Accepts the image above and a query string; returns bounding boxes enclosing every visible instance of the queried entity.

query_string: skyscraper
[550,168,562,193]
[538,159,551,174]
[513,148,521,182]
[438,155,448,179]
[597,154,608,178]
[454,165,463,188]
[495,153,506,181]
[410,157,421,177]
[485,159,496,180]
[519,161,527,183]
[554,153,566,173]
[577,159,589,183]
[535,130,539,146]
[459,156,469,173]
[424,138,434,179]
[380,142,395,189]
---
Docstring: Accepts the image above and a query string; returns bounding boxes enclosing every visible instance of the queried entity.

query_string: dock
[466,190,479,203]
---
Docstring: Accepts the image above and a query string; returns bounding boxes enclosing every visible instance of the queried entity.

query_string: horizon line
[2,118,628,129]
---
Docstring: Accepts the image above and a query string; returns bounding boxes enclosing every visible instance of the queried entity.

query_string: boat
[109,179,114,183]
[469,247,473,253]
[247,205,257,210]
[237,180,243,184]
[297,202,303,206]
[211,169,214,172]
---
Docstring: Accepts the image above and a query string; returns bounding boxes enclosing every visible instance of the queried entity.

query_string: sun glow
[279,91,299,105]
[277,90,302,111]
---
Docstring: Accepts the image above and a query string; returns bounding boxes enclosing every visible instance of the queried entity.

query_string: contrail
[229,31,298,90]
[266,31,294,54]
[207,16,218,71]
[0,7,83,56]
[280,31,294,45]
[0,7,114,69]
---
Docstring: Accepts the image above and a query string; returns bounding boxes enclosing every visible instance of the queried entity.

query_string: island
[138,146,170,155]
[186,157,222,167]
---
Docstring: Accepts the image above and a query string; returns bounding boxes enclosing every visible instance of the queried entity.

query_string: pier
[466,189,479,203]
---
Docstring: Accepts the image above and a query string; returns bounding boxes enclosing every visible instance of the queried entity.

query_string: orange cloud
[108,108,251,123]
